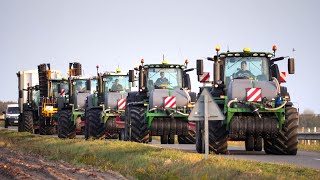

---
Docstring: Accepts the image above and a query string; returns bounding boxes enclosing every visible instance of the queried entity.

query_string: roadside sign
[199,72,210,83]
[188,88,225,121]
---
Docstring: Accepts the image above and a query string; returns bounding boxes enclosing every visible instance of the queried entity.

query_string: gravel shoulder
[0,147,126,180]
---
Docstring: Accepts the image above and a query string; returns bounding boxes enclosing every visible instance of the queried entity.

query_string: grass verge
[0,130,319,179]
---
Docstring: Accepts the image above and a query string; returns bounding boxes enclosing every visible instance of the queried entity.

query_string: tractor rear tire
[23,111,34,133]
[245,136,254,151]
[85,108,105,140]
[264,107,299,155]
[254,137,263,151]
[209,121,228,154]
[58,110,76,139]
[178,130,196,144]
[196,121,204,153]
[130,106,149,143]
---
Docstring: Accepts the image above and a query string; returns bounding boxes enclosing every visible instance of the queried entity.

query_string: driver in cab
[233,61,254,79]
[155,72,169,88]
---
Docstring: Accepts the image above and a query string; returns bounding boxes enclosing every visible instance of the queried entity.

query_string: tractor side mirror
[57,84,62,93]
[196,59,203,75]
[183,74,191,90]
[19,90,23,98]
[129,70,135,82]
[86,80,91,91]
[288,58,295,74]
[270,64,281,82]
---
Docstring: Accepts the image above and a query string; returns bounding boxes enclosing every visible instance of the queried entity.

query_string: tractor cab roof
[142,64,186,69]
[218,52,274,58]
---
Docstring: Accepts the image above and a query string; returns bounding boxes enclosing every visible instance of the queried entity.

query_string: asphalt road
[150,141,320,170]
[2,126,320,170]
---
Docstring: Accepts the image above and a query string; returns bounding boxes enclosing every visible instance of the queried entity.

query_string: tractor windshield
[74,79,87,93]
[33,90,40,106]
[104,75,129,92]
[224,57,269,85]
[50,80,69,97]
[146,67,183,91]
[50,81,60,97]
[90,79,98,94]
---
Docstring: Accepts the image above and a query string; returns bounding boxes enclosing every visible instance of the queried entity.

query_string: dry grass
[0,130,319,179]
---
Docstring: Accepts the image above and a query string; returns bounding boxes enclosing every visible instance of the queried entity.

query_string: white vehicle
[5,104,20,127]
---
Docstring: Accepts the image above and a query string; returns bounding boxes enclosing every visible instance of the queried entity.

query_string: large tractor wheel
[178,130,196,144]
[85,108,105,140]
[18,114,24,132]
[39,118,56,135]
[209,121,228,154]
[130,106,149,143]
[264,107,299,155]
[196,121,204,153]
[23,111,34,133]
[58,110,76,139]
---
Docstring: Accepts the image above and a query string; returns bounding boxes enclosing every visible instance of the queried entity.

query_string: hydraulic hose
[227,99,239,108]
[272,77,281,94]
[265,101,287,111]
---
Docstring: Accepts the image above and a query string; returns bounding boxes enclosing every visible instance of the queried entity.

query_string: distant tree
[299,108,320,128]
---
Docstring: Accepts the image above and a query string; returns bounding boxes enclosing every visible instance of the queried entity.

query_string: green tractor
[17,83,40,133]
[57,62,97,138]
[125,59,197,144]
[194,46,298,155]
[85,66,133,140]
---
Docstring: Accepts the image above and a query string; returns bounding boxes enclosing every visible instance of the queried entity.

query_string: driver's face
[241,63,247,71]
[160,73,164,78]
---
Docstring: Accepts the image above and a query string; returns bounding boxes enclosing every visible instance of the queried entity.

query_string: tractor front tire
[58,110,76,139]
[196,121,204,153]
[264,107,299,155]
[23,111,34,133]
[39,118,56,135]
[85,109,105,140]
[18,114,24,132]
[130,106,149,143]
[209,121,228,154]
[178,130,196,144]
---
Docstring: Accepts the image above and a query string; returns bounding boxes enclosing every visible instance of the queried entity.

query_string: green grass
[0,130,319,179]
[298,143,320,152]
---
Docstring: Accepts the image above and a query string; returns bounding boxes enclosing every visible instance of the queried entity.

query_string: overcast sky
[0,0,319,113]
